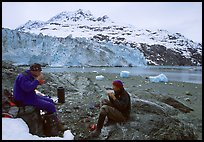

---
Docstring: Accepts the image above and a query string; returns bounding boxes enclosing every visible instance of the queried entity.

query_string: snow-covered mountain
[3,9,202,66]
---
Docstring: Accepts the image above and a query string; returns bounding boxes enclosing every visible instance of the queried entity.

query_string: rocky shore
[2,61,202,140]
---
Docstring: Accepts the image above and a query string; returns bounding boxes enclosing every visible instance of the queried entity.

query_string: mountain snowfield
[2,9,202,66]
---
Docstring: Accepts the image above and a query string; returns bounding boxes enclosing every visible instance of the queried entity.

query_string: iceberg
[120,71,130,78]
[96,75,104,80]
[149,73,168,83]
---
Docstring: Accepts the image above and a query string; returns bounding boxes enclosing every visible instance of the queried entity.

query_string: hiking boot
[87,129,101,139]
[57,122,66,132]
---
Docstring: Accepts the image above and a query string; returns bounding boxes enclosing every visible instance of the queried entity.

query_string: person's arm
[108,93,129,111]
[19,75,39,92]
[102,98,113,107]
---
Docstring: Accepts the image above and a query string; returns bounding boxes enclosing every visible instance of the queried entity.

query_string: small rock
[94,103,100,109]
[185,91,192,96]
[88,104,95,110]
[184,98,191,103]
[85,118,91,122]
[58,108,63,112]
[79,133,85,138]
[176,96,181,99]
[73,106,80,109]
[65,109,72,113]
[87,112,95,117]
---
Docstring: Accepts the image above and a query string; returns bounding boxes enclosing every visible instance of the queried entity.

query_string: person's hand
[106,90,114,95]
[36,73,43,81]
[102,99,109,105]
[101,99,114,106]
[36,73,44,85]
[108,92,116,100]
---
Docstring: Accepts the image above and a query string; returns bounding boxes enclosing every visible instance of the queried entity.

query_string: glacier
[2,28,147,67]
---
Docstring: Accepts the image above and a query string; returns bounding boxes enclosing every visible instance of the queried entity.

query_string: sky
[2,2,202,43]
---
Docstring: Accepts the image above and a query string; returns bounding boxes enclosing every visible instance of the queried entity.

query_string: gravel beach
[46,72,202,140]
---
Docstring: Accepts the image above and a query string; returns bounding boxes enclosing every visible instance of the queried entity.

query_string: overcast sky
[2,2,202,43]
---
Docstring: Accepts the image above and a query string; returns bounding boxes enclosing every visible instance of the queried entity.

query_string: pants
[100,105,127,122]
[27,95,56,114]
[96,105,126,131]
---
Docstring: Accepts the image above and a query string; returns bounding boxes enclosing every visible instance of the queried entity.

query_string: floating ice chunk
[120,71,130,78]
[149,73,168,83]
[96,75,104,80]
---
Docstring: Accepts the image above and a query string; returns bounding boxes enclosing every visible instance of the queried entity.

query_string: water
[42,66,202,84]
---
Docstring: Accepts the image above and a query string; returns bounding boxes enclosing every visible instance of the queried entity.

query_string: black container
[57,87,65,103]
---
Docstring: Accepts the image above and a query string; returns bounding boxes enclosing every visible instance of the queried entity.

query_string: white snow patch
[2,118,74,140]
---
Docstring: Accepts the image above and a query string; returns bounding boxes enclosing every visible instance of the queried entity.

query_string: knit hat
[30,63,42,71]
[112,80,123,89]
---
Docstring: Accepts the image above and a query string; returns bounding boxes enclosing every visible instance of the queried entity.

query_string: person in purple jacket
[13,63,65,134]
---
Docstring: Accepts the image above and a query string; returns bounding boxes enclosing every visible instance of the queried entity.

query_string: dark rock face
[161,97,194,113]
[91,34,202,66]
[138,43,202,66]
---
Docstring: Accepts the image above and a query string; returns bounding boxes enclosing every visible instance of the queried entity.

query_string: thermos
[57,87,65,103]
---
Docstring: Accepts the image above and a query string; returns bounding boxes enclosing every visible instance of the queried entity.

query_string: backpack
[2,89,19,118]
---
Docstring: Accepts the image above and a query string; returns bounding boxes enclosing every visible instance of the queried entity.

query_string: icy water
[42,66,202,84]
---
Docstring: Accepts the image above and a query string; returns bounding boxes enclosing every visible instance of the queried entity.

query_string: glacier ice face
[2,28,147,67]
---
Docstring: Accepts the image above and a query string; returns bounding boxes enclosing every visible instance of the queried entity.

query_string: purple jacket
[13,70,40,105]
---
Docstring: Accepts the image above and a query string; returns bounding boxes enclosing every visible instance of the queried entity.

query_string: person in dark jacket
[13,63,65,133]
[88,80,131,138]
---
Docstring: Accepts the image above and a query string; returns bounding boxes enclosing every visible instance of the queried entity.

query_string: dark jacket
[13,70,39,105]
[108,88,131,119]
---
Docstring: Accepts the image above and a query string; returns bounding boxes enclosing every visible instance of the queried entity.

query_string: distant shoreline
[41,66,202,85]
